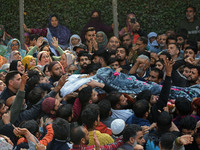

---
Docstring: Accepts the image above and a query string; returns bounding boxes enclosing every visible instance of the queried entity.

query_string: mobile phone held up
[131,18,135,24]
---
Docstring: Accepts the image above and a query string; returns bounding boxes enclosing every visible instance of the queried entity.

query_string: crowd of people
[0,5,200,150]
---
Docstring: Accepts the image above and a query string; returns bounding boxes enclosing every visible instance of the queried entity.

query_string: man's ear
[115,103,121,109]
[129,137,135,143]
[50,110,56,115]
[88,100,92,104]
[81,137,86,144]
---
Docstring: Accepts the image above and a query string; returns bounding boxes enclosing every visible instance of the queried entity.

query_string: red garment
[70,136,123,150]
[72,98,82,121]
[96,122,112,136]
[132,34,140,44]
[17,124,54,146]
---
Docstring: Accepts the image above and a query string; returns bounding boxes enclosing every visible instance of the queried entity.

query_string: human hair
[106,91,122,109]
[117,46,129,56]
[93,49,111,64]
[166,36,177,45]
[137,36,148,45]
[29,34,39,41]
[131,124,143,132]
[159,51,172,60]
[77,51,91,62]
[107,57,119,66]
[78,86,93,107]
[136,90,152,102]
[52,117,70,140]
[27,70,40,90]
[186,5,196,13]
[151,67,164,79]
[84,63,101,74]
[160,132,176,150]
[0,100,5,110]
[70,126,85,145]
[138,54,150,62]
[98,99,111,120]
[86,27,96,34]
[123,124,137,143]
[194,128,200,139]
[175,97,191,116]
[156,111,172,134]
[185,46,197,54]
[5,71,20,86]
[48,61,59,72]
[133,99,149,118]
[20,120,39,136]
[180,115,197,130]
[81,104,99,129]
[56,104,73,121]
[28,87,44,104]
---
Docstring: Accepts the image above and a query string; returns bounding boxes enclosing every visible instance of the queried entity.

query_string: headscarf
[61,52,75,70]
[37,51,52,67]
[126,13,137,33]
[96,31,108,49]
[0,137,13,150]
[0,56,7,68]
[6,38,26,59]
[21,55,36,70]
[119,13,137,36]
[48,15,70,45]
[8,50,21,63]
[68,34,82,51]
[0,63,10,71]
[9,60,21,72]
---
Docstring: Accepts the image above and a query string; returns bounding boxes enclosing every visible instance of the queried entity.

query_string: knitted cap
[42,97,56,114]
[111,119,125,135]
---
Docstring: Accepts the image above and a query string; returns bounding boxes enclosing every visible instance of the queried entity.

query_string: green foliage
[1,0,200,39]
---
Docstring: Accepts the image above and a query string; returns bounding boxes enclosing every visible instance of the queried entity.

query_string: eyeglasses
[11,43,19,47]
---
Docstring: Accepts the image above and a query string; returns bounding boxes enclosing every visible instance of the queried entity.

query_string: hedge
[1,0,200,39]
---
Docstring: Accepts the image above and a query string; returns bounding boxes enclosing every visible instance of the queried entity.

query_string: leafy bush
[1,0,200,39]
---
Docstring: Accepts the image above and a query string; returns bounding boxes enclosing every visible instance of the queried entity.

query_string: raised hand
[164,58,174,77]
[24,24,31,33]
[2,111,11,124]
[178,135,193,145]
[51,37,59,49]
[36,37,44,48]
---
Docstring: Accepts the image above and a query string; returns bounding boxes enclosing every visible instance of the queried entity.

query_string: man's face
[91,90,98,103]
[116,48,127,61]
[136,131,145,145]
[183,67,191,78]
[184,49,195,59]
[85,31,96,42]
[122,35,132,48]
[136,40,146,52]
[182,128,195,136]
[79,56,91,69]
[93,56,100,64]
[110,61,120,70]
[51,63,63,78]
[186,7,196,21]
[10,74,22,90]
[119,94,128,107]
[108,37,120,51]
[148,70,161,83]
[188,68,199,82]
[83,127,90,145]
[0,104,9,117]
[54,99,62,111]
[159,35,167,47]
[167,44,179,57]
[177,36,185,46]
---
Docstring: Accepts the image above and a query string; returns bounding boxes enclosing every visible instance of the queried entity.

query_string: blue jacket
[126,114,151,126]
